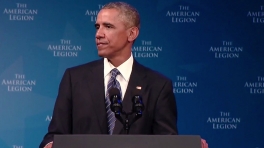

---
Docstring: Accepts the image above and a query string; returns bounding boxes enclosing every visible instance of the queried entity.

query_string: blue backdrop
[1,0,264,148]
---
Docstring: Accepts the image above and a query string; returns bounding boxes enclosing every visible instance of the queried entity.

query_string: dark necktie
[105,68,122,135]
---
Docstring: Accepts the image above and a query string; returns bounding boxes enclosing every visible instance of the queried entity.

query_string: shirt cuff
[44,141,53,148]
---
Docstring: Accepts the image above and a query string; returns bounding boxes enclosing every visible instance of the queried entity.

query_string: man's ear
[127,27,139,42]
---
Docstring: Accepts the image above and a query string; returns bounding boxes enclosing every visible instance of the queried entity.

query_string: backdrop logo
[46,115,52,122]
[247,6,264,23]
[166,5,200,23]
[173,76,198,94]
[1,74,36,92]
[47,39,82,57]
[244,76,264,94]
[209,41,243,58]
[85,4,104,22]
[3,3,38,21]
[12,145,23,148]
[207,111,241,129]
[132,40,162,58]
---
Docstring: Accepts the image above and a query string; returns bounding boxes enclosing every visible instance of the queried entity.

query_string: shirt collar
[104,54,134,82]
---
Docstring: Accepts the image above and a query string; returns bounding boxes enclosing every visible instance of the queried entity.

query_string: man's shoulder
[67,58,103,72]
[146,67,171,82]
[135,61,171,82]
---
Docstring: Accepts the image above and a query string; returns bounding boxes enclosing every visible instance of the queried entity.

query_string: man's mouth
[97,42,108,47]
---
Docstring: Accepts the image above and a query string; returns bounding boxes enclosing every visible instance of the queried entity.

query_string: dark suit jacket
[39,59,178,148]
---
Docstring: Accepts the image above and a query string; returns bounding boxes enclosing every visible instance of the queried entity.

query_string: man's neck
[108,52,131,67]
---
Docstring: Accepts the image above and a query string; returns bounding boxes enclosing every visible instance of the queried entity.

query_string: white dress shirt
[104,54,134,100]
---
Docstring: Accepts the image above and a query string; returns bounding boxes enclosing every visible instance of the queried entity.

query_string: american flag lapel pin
[136,86,142,90]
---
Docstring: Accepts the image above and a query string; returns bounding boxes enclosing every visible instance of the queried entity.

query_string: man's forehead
[98,8,120,17]
[96,9,124,24]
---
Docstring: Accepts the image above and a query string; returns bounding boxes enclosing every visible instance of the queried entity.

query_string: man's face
[95,9,130,59]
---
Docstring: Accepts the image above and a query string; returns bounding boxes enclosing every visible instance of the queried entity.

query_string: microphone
[109,87,122,115]
[129,88,144,130]
[132,89,144,116]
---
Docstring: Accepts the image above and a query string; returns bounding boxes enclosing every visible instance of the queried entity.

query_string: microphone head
[109,87,122,114]
[109,87,120,97]
[132,88,144,112]
[132,88,141,103]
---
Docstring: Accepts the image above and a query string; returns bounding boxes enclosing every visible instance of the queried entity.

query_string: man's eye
[106,25,112,28]
[95,24,99,30]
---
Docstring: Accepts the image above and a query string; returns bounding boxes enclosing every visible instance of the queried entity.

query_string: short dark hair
[102,2,140,29]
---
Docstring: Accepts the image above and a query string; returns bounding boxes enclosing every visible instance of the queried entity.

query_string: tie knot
[111,68,120,78]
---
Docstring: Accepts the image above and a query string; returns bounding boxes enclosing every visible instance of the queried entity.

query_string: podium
[52,135,201,148]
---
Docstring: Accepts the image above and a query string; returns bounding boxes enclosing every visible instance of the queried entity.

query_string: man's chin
[97,51,108,58]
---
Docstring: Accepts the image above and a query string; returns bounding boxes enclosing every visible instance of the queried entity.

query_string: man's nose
[95,28,104,39]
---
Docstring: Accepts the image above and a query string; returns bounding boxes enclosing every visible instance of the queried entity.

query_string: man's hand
[201,139,208,148]
[44,142,53,148]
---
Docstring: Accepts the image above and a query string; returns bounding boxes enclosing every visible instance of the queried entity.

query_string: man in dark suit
[40,2,208,148]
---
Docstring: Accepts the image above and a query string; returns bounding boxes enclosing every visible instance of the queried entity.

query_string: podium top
[53,135,201,148]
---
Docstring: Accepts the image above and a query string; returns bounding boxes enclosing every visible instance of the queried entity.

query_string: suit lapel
[86,59,107,133]
[113,60,147,134]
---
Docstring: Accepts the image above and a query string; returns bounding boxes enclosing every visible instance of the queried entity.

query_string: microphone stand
[112,105,133,134]
[115,110,142,135]
[111,91,144,135]
[124,112,130,135]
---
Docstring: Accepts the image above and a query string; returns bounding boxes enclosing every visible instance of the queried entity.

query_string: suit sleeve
[39,69,73,148]
[152,80,178,135]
